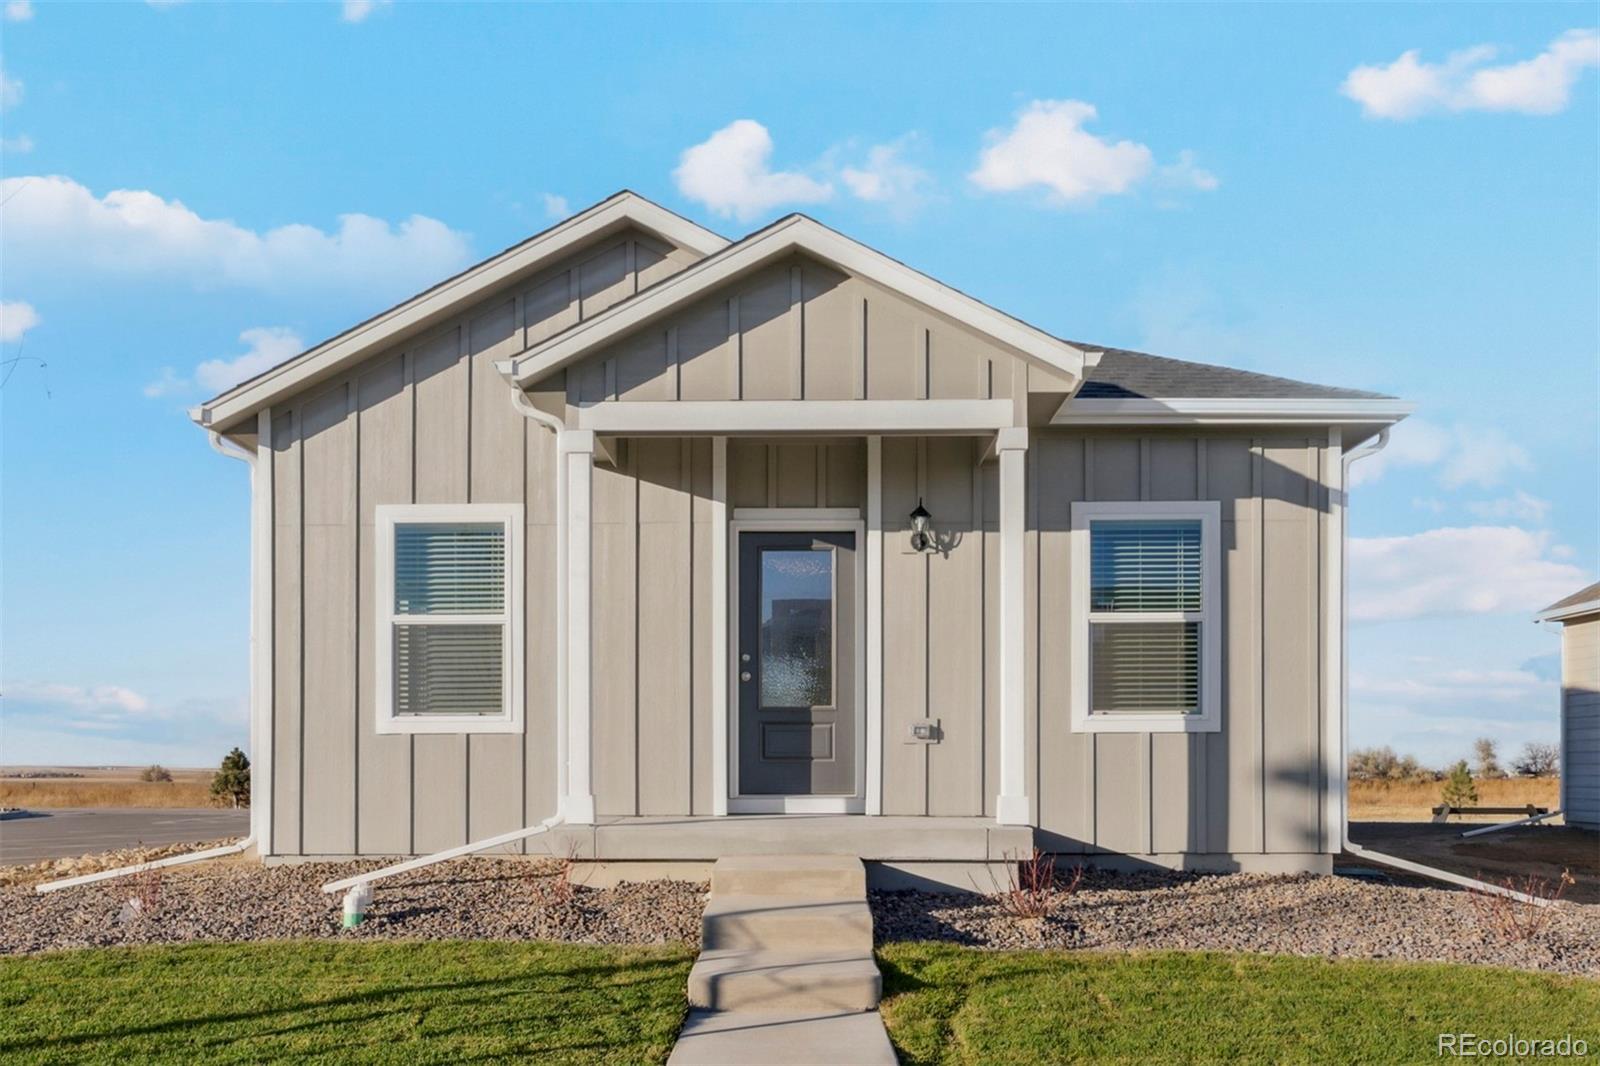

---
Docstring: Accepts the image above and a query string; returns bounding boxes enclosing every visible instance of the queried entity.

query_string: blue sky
[1,2,1595,770]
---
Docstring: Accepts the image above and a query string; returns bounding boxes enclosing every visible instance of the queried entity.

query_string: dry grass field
[0,766,216,809]
[1348,776,1560,822]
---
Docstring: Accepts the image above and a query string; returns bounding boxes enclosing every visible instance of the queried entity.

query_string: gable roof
[1076,345,1393,401]
[1538,581,1600,623]
[501,213,1090,388]
[190,191,727,432]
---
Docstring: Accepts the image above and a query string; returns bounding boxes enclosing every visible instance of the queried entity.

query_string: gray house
[1538,583,1600,831]
[193,192,1410,881]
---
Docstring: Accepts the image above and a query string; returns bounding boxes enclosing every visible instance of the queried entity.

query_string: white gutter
[36,838,254,894]
[1337,430,1550,906]
[321,814,565,894]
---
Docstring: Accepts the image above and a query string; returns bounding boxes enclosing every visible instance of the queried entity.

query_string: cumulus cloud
[1351,666,1550,705]
[1342,29,1600,119]
[341,0,390,22]
[5,680,150,714]
[841,137,934,212]
[970,100,1151,205]
[0,300,39,342]
[146,326,304,398]
[1348,525,1587,622]
[674,119,832,222]
[1155,149,1220,192]
[4,1,33,21]
[1466,490,1552,524]
[2,133,33,153]
[541,193,570,219]
[1,60,22,111]
[1,175,472,295]
[1348,418,1531,489]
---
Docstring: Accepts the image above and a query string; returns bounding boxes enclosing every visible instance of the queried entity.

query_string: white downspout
[1338,430,1549,906]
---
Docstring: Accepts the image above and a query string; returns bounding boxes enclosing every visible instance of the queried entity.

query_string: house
[1537,582,1600,832]
[192,191,1411,882]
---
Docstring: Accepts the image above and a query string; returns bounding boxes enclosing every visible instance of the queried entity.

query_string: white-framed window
[1069,501,1221,733]
[375,503,524,735]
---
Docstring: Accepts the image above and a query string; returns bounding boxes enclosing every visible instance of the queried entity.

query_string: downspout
[1337,430,1548,906]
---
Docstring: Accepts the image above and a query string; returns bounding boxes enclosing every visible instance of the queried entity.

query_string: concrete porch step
[701,893,874,953]
[711,854,866,899]
[667,1009,898,1066]
[688,948,881,1012]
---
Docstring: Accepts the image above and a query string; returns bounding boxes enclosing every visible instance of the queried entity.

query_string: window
[375,504,523,734]
[1069,501,1220,733]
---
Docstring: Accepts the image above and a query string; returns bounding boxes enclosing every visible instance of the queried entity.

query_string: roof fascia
[1536,598,1600,624]
[1051,397,1414,426]
[503,215,1087,386]
[192,192,727,432]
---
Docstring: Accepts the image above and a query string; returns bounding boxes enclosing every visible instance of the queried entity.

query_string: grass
[1348,776,1558,822]
[0,941,693,1064]
[1,768,218,810]
[878,944,1600,1065]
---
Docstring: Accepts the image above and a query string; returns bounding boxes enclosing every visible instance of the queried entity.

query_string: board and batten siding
[1562,615,1600,830]
[265,227,695,856]
[567,253,1017,408]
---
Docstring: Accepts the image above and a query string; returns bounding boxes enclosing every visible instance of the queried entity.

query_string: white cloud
[341,0,390,22]
[1351,667,1549,705]
[674,119,832,222]
[4,1,34,21]
[541,193,570,220]
[0,299,39,342]
[1,60,22,111]
[1155,149,1219,192]
[1466,490,1552,524]
[1348,418,1531,489]
[145,326,304,398]
[841,137,933,211]
[2,133,33,153]
[970,99,1154,205]
[1,175,472,295]
[5,680,150,714]
[1342,29,1600,119]
[1349,525,1587,622]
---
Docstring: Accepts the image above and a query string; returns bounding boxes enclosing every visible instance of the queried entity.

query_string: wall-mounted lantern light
[909,498,933,552]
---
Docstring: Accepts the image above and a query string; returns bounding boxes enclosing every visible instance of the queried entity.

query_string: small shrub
[209,748,250,808]
[998,848,1081,920]
[1440,760,1478,810]
[139,765,173,783]
[1468,869,1576,943]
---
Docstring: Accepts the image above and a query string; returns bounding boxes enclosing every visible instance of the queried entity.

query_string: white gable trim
[1052,397,1414,426]
[501,215,1088,387]
[191,192,727,432]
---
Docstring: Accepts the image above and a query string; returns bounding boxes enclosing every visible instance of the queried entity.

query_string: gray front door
[737,531,857,797]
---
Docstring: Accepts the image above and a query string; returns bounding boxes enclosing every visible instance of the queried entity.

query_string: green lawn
[878,944,1600,1065]
[0,941,693,1065]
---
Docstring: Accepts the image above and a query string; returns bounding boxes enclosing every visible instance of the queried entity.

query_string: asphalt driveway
[0,808,249,865]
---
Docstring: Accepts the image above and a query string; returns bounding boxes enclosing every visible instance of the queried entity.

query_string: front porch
[549,815,1034,862]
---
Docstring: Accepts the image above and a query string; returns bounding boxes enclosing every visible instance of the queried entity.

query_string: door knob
[740,671,752,682]
[740,653,751,663]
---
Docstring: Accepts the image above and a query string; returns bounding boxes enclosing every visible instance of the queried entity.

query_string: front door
[736,531,857,797]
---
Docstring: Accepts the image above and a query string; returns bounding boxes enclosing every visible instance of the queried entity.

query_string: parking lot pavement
[0,808,250,865]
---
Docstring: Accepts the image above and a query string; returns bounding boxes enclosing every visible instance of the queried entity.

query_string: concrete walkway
[668,855,897,1065]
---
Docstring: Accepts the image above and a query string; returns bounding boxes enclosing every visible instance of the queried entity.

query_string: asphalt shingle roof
[1071,344,1393,401]
[1541,581,1600,617]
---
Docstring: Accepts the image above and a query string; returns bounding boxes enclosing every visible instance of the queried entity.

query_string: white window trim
[375,503,525,735]
[1069,500,1221,734]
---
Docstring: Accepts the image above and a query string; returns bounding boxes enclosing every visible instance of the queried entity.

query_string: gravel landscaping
[1,850,706,956]
[872,869,1599,976]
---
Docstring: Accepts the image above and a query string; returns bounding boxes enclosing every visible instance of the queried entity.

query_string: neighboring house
[193,191,1410,880]
[1537,582,1600,832]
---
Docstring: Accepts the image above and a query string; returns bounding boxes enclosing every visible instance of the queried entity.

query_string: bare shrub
[998,848,1082,920]
[118,866,165,925]
[1468,869,1576,943]
[139,765,173,783]
[1513,742,1560,778]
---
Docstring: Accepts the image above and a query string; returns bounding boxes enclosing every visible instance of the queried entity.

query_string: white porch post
[995,427,1030,826]
[561,429,597,824]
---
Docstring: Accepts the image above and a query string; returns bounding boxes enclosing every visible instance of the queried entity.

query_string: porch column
[561,430,597,824]
[995,427,1030,826]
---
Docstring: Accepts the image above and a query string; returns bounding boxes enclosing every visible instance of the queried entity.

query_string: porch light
[909,499,933,552]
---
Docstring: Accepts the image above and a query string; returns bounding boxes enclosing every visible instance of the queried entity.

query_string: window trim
[1069,501,1221,734]
[374,503,525,735]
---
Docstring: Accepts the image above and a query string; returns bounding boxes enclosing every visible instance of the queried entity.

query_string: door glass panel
[758,548,834,708]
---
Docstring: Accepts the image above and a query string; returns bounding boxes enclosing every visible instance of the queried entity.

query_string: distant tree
[1512,742,1560,778]
[1348,746,1432,782]
[139,764,173,783]
[1441,760,1478,810]
[1473,737,1505,780]
[210,748,250,808]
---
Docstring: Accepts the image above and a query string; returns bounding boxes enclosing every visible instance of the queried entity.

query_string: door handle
[740,671,752,682]
[740,653,751,663]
